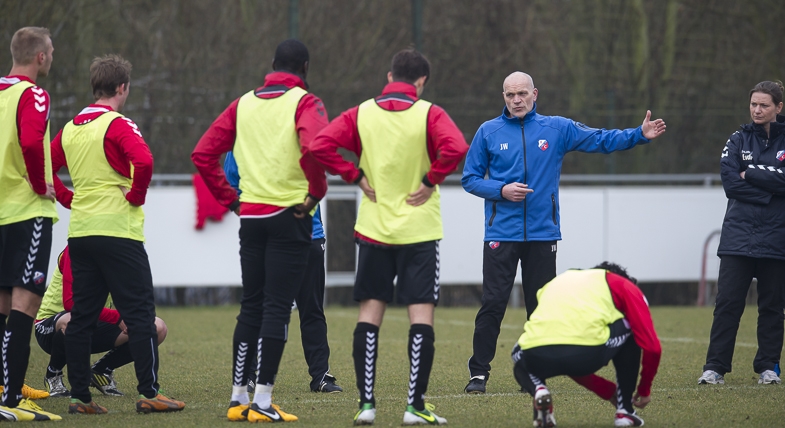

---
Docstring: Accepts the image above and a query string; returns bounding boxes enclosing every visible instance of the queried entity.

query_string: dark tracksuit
[462,103,653,379]
[705,115,785,375]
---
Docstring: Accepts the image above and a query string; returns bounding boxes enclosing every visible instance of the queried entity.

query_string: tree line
[3,0,783,175]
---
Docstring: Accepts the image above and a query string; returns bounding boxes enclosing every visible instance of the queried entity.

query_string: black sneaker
[464,375,487,394]
[312,374,343,393]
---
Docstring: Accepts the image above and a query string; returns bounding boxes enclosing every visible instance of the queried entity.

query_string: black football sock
[353,322,379,408]
[256,337,285,386]
[232,321,258,387]
[2,310,33,407]
[92,343,133,374]
[47,329,67,376]
[407,324,435,411]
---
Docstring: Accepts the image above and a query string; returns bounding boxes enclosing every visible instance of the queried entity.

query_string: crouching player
[511,263,661,427]
[34,246,167,398]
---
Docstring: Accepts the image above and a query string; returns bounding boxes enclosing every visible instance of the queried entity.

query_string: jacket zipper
[488,201,497,226]
[551,194,557,225]
[521,119,527,241]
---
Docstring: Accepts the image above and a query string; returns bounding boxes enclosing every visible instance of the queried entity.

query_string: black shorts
[35,312,122,355]
[354,240,440,305]
[0,217,53,296]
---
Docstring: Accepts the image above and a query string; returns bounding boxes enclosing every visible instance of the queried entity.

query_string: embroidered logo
[777,150,785,162]
[538,139,549,151]
[33,271,45,285]
[489,241,500,249]
[500,143,509,150]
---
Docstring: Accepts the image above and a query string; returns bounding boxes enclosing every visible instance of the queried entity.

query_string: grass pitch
[26,305,785,427]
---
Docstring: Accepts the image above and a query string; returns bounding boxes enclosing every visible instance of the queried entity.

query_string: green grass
[25,305,785,427]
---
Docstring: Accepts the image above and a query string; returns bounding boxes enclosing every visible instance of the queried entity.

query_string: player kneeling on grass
[35,246,168,398]
[511,262,661,427]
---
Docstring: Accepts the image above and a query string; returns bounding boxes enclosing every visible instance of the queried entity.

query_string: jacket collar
[743,118,785,141]
[380,82,418,100]
[502,102,538,123]
[263,71,308,90]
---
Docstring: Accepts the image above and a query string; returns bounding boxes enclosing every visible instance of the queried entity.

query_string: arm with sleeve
[607,273,662,397]
[309,107,364,184]
[461,126,506,201]
[423,105,468,186]
[18,87,50,194]
[192,100,242,210]
[107,118,153,206]
[562,119,649,154]
[720,132,773,204]
[51,130,73,208]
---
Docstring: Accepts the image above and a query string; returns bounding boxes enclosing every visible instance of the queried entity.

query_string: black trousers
[65,236,159,402]
[236,211,312,339]
[295,238,332,389]
[469,241,556,378]
[704,255,785,375]
[233,210,312,387]
[512,319,640,412]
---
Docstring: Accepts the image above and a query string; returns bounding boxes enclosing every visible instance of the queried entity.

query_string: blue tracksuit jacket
[224,151,324,239]
[462,104,650,242]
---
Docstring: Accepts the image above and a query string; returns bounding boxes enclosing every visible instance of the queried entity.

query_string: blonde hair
[10,27,51,66]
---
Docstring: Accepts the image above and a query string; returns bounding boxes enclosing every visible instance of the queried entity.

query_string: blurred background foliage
[2,0,783,175]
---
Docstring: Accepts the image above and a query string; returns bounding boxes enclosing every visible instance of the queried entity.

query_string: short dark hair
[11,27,50,65]
[391,49,430,84]
[749,80,784,106]
[90,54,132,100]
[273,39,309,73]
[593,261,637,284]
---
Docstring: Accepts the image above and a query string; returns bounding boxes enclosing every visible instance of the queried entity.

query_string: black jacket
[718,114,785,260]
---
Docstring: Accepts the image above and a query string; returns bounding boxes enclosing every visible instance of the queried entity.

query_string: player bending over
[512,262,661,427]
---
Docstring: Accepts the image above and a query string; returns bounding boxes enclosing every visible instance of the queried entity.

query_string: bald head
[502,72,537,118]
[502,71,534,91]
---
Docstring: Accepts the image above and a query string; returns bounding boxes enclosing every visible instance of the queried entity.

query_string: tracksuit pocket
[489,201,497,226]
[551,194,557,225]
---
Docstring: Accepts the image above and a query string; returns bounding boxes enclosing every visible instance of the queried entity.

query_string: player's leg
[65,237,111,413]
[248,210,310,423]
[511,344,556,428]
[611,337,643,426]
[702,255,754,381]
[100,236,183,413]
[295,238,339,392]
[37,312,70,397]
[0,218,52,409]
[751,258,785,383]
[519,241,557,319]
[352,242,395,425]
[467,241,520,392]
[88,321,130,397]
[229,217,267,420]
[396,240,445,425]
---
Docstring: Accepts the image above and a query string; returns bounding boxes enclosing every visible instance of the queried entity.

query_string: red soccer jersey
[606,272,662,397]
[0,75,50,194]
[309,81,469,244]
[191,72,328,216]
[52,105,153,208]
[572,272,662,399]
